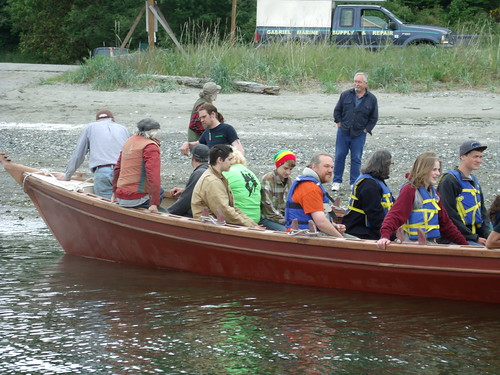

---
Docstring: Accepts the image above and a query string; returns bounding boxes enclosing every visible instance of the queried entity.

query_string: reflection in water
[1,229,499,374]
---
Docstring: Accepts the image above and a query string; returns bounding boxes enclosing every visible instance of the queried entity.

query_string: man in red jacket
[112,119,164,213]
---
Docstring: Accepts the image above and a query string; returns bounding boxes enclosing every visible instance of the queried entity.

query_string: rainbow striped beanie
[274,150,296,168]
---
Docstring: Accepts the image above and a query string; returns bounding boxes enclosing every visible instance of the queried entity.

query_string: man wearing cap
[437,140,491,246]
[57,109,129,199]
[187,82,221,142]
[259,150,297,231]
[112,119,164,214]
[166,144,210,217]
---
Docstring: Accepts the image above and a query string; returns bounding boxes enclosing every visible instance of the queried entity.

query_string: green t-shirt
[223,164,262,223]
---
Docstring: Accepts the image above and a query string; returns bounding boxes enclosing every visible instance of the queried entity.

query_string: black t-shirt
[199,123,239,148]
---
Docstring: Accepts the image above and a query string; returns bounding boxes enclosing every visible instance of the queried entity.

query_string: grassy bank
[62,34,499,94]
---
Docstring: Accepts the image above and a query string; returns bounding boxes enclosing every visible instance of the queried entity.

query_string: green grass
[61,27,499,94]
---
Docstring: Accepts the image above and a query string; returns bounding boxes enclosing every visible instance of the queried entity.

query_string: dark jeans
[334,129,367,185]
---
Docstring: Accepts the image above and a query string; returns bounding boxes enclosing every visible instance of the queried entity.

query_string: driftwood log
[142,74,280,95]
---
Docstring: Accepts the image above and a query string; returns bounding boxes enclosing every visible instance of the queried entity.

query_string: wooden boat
[2,152,499,304]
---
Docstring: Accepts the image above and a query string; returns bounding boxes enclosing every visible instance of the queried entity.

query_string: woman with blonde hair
[377,152,467,249]
[222,148,262,224]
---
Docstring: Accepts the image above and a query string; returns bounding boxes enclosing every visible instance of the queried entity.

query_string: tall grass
[63,22,499,93]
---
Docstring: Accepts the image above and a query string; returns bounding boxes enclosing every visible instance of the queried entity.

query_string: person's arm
[260,178,285,223]
[203,179,257,227]
[365,95,378,134]
[167,167,205,216]
[310,211,343,237]
[111,152,122,199]
[379,184,415,239]
[60,127,90,180]
[486,230,500,249]
[333,92,345,124]
[143,144,162,209]
[478,187,492,239]
[180,141,199,156]
[437,174,478,242]
[231,139,244,155]
[358,179,386,230]
[437,195,470,245]
[377,184,415,249]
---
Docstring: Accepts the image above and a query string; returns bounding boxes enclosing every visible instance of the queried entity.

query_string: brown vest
[117,136,159,194]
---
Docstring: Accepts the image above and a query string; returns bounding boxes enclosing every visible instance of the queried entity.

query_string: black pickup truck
[255,2,454,48]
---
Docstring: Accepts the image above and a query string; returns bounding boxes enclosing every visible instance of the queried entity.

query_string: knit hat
[202,82,221,95]
[137,118,160,131]
[274,150,296,168]
[191,144,209,162]
[459,140,487,157]
[96,109,113,120]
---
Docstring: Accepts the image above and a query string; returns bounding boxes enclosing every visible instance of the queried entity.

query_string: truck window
[361,10,391,29]
[339,9,354,28]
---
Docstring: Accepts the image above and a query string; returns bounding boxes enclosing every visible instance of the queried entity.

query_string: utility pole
[230,0,237,45]
[147,0,156,49]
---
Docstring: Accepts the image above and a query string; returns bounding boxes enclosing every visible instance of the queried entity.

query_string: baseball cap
[96,109,113,120]
[459,140,487,157]
[191,144,209,162]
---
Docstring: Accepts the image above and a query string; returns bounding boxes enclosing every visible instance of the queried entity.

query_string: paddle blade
[417,228,426,245]
[396,227,404,243]
[308,220,318,234]
[216,208,226,225]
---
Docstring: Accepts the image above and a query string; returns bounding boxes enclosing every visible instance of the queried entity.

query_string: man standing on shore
[437,140,491,246]
[57,109,129,199]
[332,72,378,191]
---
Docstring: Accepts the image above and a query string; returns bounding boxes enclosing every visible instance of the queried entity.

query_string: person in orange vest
[112,119,164,213]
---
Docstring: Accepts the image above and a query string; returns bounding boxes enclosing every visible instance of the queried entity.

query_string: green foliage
[2,0,498,64]
[62,25,499,94]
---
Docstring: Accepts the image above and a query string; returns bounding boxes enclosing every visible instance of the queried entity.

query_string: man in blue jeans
[332,72,378,191]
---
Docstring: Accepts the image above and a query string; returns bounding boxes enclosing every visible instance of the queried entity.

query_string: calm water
[1,209,499,375]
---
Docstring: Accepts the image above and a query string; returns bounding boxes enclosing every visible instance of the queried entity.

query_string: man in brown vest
[112,119,164,213]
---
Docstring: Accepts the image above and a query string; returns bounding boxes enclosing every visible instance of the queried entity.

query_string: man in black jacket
[166,144,209,217]
[332,72,378,192]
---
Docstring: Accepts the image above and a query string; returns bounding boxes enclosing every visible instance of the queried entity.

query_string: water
[1,212,499,374]
[1,123,499,374]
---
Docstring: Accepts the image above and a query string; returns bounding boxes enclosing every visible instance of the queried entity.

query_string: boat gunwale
[22,170,500,264]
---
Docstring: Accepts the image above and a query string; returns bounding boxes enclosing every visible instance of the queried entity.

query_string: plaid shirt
[260,169,291,224]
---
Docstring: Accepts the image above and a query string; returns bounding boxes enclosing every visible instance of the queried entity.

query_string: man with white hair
[112,119,164,213]
[57,109,129,199]
[332,72,378,192]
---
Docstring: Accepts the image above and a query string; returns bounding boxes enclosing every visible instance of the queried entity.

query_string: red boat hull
[29,176,500,303]
[2,154,499,303]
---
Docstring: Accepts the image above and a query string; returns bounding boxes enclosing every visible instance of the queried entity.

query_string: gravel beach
[1,63,499,214]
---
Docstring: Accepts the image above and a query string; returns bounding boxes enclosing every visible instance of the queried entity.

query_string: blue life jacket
[285,176,330,230]
[345,173,394,228]
[402,184,441,240]
[442,170,483,232]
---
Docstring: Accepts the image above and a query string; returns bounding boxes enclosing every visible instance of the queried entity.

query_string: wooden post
[120,5,146,50]
[230,0,237,45]
[147,0,156,49]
